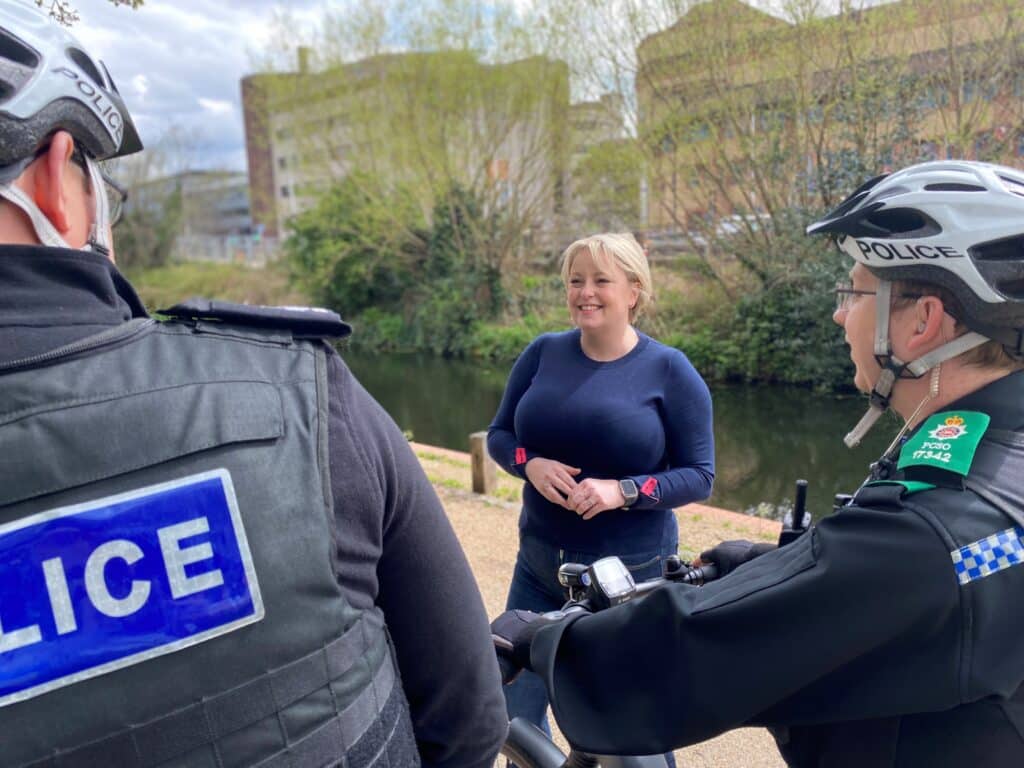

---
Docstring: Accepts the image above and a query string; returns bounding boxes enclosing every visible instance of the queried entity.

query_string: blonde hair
[559,232,653,321]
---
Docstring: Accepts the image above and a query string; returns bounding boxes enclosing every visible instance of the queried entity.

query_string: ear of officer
[1,131,97,252]
[890,295,1011,423]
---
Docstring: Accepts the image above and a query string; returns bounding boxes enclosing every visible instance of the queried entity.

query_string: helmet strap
[873,279,894,359]
[844,366,898,448]
[845,279,902,447]
[0,154,111,256]
[844,277,991,447]
[82,156,112,255]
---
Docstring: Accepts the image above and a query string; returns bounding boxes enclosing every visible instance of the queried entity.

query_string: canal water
[342,349,894,520]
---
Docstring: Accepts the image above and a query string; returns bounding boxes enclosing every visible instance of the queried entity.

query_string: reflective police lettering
[0,470,263,707]
[50,66,124,143]
[871,242,896,260]
[85,539,151,617]
[42,558,76,635]
[892,243,917,260]
[854,239,964,260]
[159,517,225,599]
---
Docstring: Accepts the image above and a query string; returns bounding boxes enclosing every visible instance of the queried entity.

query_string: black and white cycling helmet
[807,160,1024,446]
[0,2,142,255]
[0,1,142,171]
[809,160,1024,348]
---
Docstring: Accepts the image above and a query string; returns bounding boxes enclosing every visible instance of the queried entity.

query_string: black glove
[491,609,548,683]
[699,539,776,577]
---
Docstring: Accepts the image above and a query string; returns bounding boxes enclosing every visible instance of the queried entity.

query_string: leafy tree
[116,185,182,270]
[406,184,507,355]
[255,0,569,281]
[571,139,643,231]
[286,176,507,357]
[284,172,422,315]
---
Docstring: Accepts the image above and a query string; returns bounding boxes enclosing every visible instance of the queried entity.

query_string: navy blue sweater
[488,329,715,553]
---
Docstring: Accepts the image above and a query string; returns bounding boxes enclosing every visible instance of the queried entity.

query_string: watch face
[619,479,638,505]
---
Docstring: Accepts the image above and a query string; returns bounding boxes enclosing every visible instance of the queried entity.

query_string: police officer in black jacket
[493,160,1024,766]
[0,5,506,767]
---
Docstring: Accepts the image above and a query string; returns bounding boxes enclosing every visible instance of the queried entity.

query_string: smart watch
[619,478,639,509]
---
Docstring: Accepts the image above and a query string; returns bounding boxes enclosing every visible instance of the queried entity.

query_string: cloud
[71,0,326,171]
[131,74,148,99]
[199,98,234,116]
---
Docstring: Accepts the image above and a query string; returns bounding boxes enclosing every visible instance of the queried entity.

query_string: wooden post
[469,431,497,495]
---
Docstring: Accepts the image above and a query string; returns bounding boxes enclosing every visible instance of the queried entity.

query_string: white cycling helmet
[0,2,142,255]
[0,1,142,170]
[807,160,1024,446]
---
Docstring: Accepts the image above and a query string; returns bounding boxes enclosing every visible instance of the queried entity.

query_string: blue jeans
[504,530,678,768]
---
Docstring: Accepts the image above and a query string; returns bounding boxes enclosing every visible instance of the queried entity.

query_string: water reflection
[342,349,896,520]
[710,385,892,518]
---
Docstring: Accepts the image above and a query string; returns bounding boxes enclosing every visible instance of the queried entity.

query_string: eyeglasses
[70,146,128,228]
[834,282,921,312]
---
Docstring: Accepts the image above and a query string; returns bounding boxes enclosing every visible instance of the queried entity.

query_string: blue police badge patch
[0,469,263,706]
[951,526,1024,586]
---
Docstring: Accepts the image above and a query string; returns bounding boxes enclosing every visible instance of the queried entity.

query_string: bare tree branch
[37,0,144,26]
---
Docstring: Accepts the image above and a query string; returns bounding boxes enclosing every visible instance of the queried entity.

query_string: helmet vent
[0,29,39,68]
[67,47,104,87]
[997,175,1024,198]
[970,235,1024,262]
[852,207,941,239]
[872,184,910,201]
[924,182,985,192]
[993,278,1024,301]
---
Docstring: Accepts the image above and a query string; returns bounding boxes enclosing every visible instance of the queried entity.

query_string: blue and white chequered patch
[951,526,1024,586]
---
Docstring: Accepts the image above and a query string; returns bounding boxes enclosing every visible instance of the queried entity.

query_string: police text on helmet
[852,239,964,261]
[52,66,123,144]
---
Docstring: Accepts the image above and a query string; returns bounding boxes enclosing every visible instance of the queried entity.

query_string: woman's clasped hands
[524,458,625,520]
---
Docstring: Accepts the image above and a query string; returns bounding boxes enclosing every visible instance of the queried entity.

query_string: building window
[278,156,287,169]
[280,185,290,198]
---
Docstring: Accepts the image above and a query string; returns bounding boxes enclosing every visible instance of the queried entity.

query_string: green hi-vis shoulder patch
[898,411,991,477]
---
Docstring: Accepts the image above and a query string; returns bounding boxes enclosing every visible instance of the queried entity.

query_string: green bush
[470,313,568,361]
[346,308,407,352]
[659,218,855,390]
[291,180,512,358]
[285,173,421,316]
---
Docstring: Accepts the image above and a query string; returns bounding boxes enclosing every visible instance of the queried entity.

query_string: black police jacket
[530,370,1024,767]
[0,246,507,768]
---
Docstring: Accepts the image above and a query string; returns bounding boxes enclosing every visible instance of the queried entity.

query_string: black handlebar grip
[680,562,718,585]
[793,479,808,531]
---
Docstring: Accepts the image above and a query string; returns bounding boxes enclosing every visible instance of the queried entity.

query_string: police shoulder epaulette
[896,410,991,486]
[157,297,352,338]
[859,480,937,504]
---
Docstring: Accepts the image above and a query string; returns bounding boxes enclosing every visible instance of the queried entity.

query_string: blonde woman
[487,233,715,749]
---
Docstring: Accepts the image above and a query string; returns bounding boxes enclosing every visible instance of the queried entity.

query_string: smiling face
[565,247,639,335]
